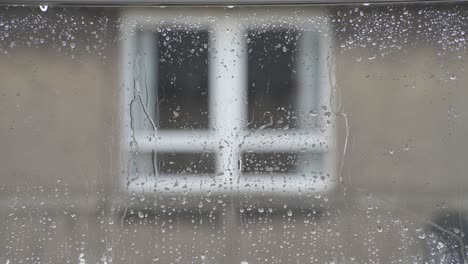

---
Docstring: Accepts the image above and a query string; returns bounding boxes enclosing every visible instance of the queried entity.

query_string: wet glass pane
[157,152,215,174]
[157,29,209,129]
[1,3,468,264]
[247,29,298,130]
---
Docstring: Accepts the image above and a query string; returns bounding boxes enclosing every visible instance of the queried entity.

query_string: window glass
[1,3,468,264]
[157,29,209,129]
[247,29,298,130]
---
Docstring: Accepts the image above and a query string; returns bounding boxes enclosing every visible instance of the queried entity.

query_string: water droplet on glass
[309,110,319,117]
[437,241,445,250]
[39,5,48,12]
[79,253,86,264]
[450,74,457,80]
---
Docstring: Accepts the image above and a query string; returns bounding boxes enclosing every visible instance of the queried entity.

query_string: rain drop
[39,5,48,12]
[138,211,144,218]
[437,241,445,250]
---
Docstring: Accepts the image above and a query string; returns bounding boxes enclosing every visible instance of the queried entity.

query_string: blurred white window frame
[119,7,336,197]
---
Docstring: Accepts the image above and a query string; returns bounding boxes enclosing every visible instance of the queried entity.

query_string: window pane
[157,152,216,174]
[247,29,298,130]
[158,29,209,129]
[1,3,468,264]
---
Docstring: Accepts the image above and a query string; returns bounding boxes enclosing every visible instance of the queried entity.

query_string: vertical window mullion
[209,19,247,185]
[141,30,158,129]
[296,31,321,129]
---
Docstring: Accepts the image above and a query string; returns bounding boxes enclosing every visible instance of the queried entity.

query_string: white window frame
[119,7,337,197]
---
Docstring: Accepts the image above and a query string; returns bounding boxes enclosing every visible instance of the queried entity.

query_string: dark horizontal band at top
[0,0,465,6]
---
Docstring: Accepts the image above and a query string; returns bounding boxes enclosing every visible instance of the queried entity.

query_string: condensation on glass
[0,3,467,264]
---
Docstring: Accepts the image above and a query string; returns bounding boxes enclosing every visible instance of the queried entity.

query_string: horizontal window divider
[133,130,330,153]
